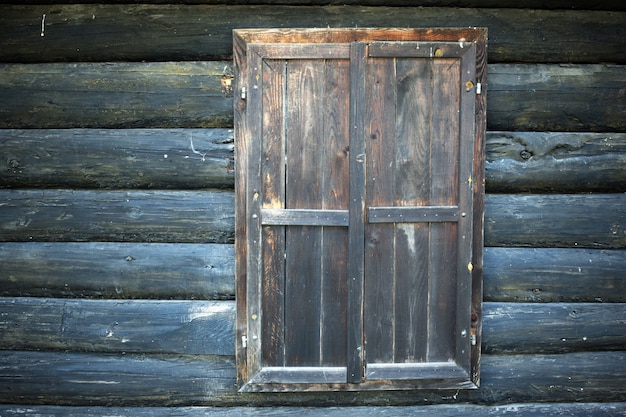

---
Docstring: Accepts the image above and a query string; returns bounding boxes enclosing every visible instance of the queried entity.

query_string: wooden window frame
[234,28,487,392]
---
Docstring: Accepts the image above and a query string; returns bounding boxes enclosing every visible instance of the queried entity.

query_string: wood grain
[1,5,624,63]
[0,350,624,404]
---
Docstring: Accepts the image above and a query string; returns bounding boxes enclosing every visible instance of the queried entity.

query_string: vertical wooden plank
[244,47,265,378]
[393,58,431,364]
[284,59,324,366]
[233,31,249,385]
[455,44,477,373]
[428,57,461,362]
[261,59,286,367]
[320,58,350,367]
[364,56,396,365]
[347,42,367,383]
[471,30,488,385]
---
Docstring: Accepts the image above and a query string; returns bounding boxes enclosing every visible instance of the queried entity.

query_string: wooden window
[234,28,486,392]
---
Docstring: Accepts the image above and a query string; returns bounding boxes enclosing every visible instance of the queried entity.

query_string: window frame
[234,28,487,392]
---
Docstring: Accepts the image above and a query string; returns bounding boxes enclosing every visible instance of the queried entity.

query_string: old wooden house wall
[0,0,625,415]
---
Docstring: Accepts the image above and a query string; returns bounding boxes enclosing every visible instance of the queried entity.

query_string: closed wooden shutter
[234,28,486,392]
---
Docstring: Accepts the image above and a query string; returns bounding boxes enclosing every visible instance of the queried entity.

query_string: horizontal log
[484,194,626,249]
[484,248,626,302]
[0,403,624,417]
[1,244,623,302]
[487,65,626,132]
[0,189,234,244]
[1,298,623,355]
[0,242,235,300]
[0,62,233,129]
[3,130,623,193]
[0,298,235,355]
[0,129,234,190]
[482,302,626,354]
[1,0,623,11]
[486,132,626,193]
[1,191,623,247]
[0,6,624,64]
[0,350,624,405]
[1,63,624,131]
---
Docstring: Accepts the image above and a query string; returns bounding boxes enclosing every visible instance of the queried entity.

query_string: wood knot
[519,150,533,160]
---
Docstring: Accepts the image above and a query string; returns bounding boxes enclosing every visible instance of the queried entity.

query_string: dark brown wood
[0,403,624,417]
[1,63,624,132]
[0,298,234,355]
[1,6,624,63]
[485,194,626,249]
[0,129,234,190]
[484,248,626,302]
[486,132,626,193]
[0,350,624,404]
[0,242,234,300]
[0,189,234,243]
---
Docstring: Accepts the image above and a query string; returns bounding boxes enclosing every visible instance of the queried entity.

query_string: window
[234,28,486,392]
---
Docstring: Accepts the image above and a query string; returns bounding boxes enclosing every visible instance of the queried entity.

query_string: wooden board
[2,191,622,247]
[483,248,626,302]
[0,62,232,128]
[486,132,626,193]
[2,129,623,193]
[0,298,235,355]
[1,299,624,356]
[0,403,624,417]
[0,0,623,10]
[0,189,234,243]
[1,63,624,132]
[487,65,626,132]
[0,242,235,300]
[0,5,624,63]
[1,244,623,303]
[484,194,626,249]
[0,350,624,404]
[0,129,234,190]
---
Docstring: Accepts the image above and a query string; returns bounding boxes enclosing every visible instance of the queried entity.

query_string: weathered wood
[0,189,234,243]
[487,65,626,132]
[0,403,624,417]
[0,129,234,189]
[1,192,623,246]
[3,129,623,192]
[0,298,234,355]
[486,132,626,193]
[482,302,626,354]
[0,242,235,299]
[2,245,621,302]
[484,248,626,302]
[1,63,624,131]
[0,6,624,63]
[1,0,623,11]
[1,299,622,356]
[0,62,232,129]
[485,194,626,249]
[0,350,623,405]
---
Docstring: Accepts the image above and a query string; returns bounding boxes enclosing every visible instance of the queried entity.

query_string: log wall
[0,0,624,415]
